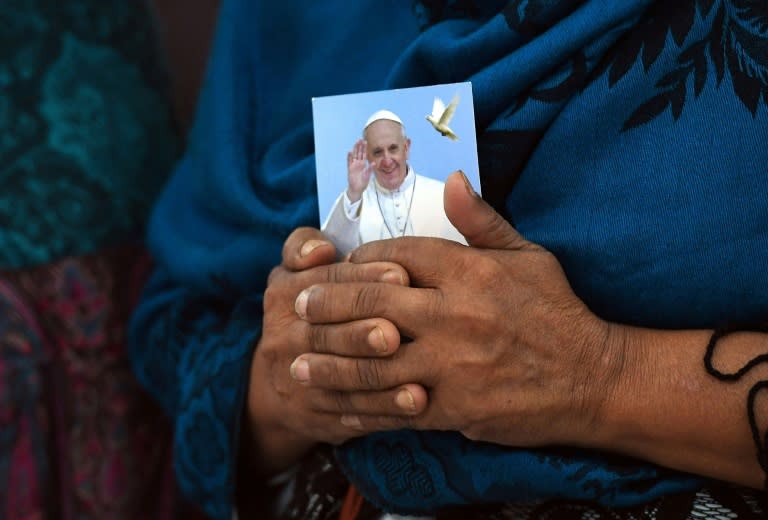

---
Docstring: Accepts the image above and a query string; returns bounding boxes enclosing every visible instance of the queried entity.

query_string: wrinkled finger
[306,383,427,417]
[349,237,467,287]
[444,172,542,251]
[304,318,400,357]
[289,350,428,391]
[282,227,337,272]
[295,283,432,332]
[269,261,409,290]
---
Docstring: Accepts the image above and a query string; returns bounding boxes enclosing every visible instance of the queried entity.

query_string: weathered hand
[291,173,621,449]
[346,139,373,202]
[246,227,427,474]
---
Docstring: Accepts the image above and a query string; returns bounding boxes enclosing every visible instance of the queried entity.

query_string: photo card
[312,82,480,256]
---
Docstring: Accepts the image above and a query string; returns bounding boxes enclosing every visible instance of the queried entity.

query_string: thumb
[444,171,536,250]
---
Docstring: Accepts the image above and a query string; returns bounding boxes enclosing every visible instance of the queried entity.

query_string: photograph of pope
[321,109,466,255]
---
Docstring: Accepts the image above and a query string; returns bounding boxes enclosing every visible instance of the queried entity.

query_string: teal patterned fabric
[0,1,197,518]
[0,0,179,268]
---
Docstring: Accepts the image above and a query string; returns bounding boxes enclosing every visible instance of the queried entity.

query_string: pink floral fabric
[0,245,207,519]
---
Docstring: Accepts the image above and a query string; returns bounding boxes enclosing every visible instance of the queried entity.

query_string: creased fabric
[129,0,768,518]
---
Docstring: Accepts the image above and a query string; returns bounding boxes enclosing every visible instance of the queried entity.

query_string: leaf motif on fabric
[619,0,768,130]
[724,0,768,114]
[502,0,582,38]
[595,3,691,87]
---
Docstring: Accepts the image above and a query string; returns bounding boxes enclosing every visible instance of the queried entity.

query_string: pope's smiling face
[365,119,411,191]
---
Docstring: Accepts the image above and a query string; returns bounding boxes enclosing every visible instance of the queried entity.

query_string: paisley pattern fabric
[0,0,178,269]
[0,246,199,519]
[129,0,768,518]
[0,0,198,518]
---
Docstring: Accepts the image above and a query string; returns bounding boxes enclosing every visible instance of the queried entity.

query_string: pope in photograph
[321,110,465,255]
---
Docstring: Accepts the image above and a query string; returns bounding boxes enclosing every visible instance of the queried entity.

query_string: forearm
[593,324,767,488]
[236,364,317,518]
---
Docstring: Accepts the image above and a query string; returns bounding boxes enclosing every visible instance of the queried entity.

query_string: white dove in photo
[426,94,460,141]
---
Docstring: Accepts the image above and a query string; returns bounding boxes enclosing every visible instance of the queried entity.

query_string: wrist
[587,326,738,476]
[245,352,316,477]
[346,188,362,203]
[580,322,645,450]
[559,321,766,486]
[236,410,314,517]
[560,317,637,448]
[247,414,315,476]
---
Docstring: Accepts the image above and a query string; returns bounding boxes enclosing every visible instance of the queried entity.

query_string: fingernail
[300,239,329,257]
[396,389,416,412]
[459,170,478,197]
[295,288,311,319]
[290,357,310,382]
[368,326,389,353]
[379,270,405,285]
[341,415,362,429]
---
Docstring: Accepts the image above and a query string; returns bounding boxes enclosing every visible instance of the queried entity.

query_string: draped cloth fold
[336,431,700,515]
[131,0,768,517]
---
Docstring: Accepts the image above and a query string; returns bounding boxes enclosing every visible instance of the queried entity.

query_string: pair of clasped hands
[248,172,621,474]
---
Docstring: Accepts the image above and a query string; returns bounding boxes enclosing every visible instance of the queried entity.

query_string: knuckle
[281,229,303,263]
[355,358,383,388]
[306,325,329,353]
[485,213,510,239]
[424,289,446,325]
[470,254,502,286]
[353,284,382,317]
[331,391,354,413]
[541,250,560,268]
[318,358,346,388]
[267,266,285,287]
[324,263,345,284]
[262,286,280,314]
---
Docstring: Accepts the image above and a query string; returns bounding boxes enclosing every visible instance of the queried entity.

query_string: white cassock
[322,167,466,256]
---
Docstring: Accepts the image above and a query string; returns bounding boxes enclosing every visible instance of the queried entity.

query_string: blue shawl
[129,1,768,518]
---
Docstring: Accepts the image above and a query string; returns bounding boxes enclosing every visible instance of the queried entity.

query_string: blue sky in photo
[312,82,481,223]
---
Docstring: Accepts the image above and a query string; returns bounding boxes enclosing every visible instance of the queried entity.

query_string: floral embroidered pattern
[0,1,202,518]
[0,0,178,269]
[0,246,202,519]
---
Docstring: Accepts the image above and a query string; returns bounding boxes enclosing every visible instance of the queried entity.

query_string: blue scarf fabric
[337,430,700,513]
[129,0,768,518]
